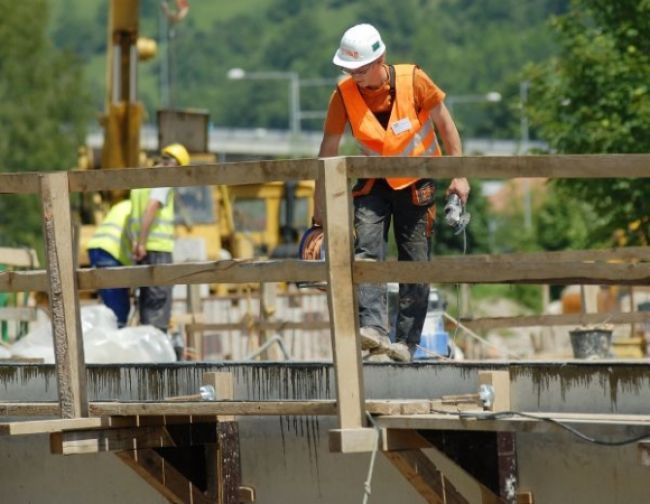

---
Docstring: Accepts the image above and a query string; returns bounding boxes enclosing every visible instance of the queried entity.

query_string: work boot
[364,353,392,363]
[387,341,411,363]
[360,326,391,352]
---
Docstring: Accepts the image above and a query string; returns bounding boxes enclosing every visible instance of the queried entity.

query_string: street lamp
[227,68,301,136]
[446,91,502,113]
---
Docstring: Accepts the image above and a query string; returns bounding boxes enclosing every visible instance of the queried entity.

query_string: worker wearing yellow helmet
[129,143,190,333]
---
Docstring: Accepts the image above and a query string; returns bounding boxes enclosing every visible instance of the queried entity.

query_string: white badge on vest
[390,118,412,135]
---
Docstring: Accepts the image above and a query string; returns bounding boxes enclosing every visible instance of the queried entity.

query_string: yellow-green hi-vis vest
[87,200,133,265]
[129,188,175,253]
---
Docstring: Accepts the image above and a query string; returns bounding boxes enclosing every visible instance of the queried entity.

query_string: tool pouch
[410,178,436,206]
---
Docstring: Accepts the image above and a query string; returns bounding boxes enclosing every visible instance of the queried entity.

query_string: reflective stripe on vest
[87,200,133,265]
[338,64,442,190]
[129,188,175,253]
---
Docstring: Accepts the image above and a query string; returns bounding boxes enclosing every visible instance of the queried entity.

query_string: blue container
[413,311,449,359]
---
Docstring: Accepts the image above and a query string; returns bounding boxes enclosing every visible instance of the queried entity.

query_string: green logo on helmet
[372,41,380,52]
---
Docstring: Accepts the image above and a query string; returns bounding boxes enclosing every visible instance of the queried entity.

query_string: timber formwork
[0,154,649,503]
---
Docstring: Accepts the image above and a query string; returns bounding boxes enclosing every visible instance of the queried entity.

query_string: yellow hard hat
[161,143,190,166]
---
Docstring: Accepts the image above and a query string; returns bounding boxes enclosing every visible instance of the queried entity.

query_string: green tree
[526,0,650,246]
[0,0,90,250]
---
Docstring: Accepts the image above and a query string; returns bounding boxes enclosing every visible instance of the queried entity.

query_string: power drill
[444,193,471,234]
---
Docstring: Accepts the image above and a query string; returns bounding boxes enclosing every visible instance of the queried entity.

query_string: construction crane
[77,0,313,278]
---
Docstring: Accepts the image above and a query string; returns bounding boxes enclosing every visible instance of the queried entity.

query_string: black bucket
[569,328,612,359]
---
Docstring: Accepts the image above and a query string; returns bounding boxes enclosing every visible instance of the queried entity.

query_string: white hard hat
[332,23,386,69]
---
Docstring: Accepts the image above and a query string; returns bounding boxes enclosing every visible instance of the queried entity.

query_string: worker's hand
[447,177,470,205]
[133,242,147,262]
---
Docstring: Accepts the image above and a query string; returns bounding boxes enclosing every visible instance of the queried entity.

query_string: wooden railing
[0,154,649,451]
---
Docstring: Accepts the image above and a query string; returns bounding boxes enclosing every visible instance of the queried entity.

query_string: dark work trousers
[138,250,173,333]
[353,178,435,346]
[88,248,131,327]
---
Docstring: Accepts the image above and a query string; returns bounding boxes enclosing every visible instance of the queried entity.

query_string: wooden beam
[0,172,41,194]
[116,448,213,504]
[354,259,650,285]
[186,319,331,333]
[321,157,367,434]
[75,259,326,290]
[479,371,511,412]
[50,426,176,455]
[0,307,38,322]
[0,399,433,420]
[462,311,650,332]
[0,417,105,436]
[68,159,320,193]
[40,172,88,418]
[447,246,650,264]
[381,429,432,451]
[0,269,48,293]
[0,247,40,267]
[346,154,650,179]
[423,444,503,504]
[383,449,453,504]
[376,411,650,434]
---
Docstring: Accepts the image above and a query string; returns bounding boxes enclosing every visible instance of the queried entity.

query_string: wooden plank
[117,448,212,504]
[50,426,176,455]
[321,157,366,433]
[329,428,379,453]
[0,417,105,436]
[424,444,502,504]
[383,449,450,504]
[186,319,331,332]
[40,172,88,418]
[68,159,320,193]
[0,269,48,292]
[462,311,650,332]
[0,307,38,322]
[0,399,436,418]
[0,172,41,195]
[0,402,60,417]
[0,247,40,268]
[205,371,235,422]
[354,260,650,285]
[376,411,650,434]
[381,429,431,451]
[450,246,650,264]
[75,259,326,290]
[346,154,650,179]
[479,371,511,412]
[258,282,279,360]
[89,401,338,417]
[364,400,432,416]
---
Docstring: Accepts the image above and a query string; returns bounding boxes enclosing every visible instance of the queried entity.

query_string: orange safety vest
[338,64,441,191]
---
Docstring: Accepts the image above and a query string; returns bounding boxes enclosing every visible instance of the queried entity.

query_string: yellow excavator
[77,0,313,282]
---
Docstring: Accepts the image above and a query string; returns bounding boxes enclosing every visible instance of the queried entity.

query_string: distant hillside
[48,0,569,136]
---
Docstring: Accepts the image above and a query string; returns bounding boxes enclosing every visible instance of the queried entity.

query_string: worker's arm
[313,133,343,226]
[431,102,470,203]
[133,199,162,261]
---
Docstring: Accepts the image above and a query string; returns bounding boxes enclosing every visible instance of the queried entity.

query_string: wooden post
[40,172,88,418]
[258,282,279,360]
[320,157,374,452]
[186,283,203,360]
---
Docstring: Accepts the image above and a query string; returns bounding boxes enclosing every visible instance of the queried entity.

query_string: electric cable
[426,406,650,447]
[362,411,381,504]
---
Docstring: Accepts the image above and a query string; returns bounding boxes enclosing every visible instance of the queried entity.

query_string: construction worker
[315,24,469,361]
[87,199,133,327]
[129,143,190,333]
